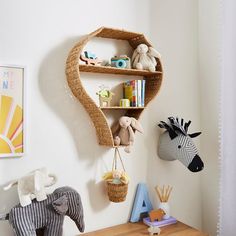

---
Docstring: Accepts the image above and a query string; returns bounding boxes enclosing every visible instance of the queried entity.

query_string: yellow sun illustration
[0,95,23,155]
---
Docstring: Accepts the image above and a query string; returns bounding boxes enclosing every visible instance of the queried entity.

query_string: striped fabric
[159,131,199,167]
[158,117,204,172]
[8,186,84,236]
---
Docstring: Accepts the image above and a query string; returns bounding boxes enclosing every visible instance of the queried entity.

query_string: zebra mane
[158,117,192,139]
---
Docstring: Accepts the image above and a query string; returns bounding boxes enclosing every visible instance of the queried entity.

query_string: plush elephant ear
[52,195,68,215]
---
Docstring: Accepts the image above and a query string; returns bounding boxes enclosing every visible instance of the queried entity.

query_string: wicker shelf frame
[66,27,163,147]
[100,107,145,110]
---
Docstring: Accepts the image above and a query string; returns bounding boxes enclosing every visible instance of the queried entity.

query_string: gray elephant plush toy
[1,186,84,236]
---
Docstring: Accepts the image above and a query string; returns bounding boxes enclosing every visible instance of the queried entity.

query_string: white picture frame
[0,65,26,158]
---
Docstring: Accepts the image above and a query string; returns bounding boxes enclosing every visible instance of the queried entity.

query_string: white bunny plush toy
[132,44,161,72]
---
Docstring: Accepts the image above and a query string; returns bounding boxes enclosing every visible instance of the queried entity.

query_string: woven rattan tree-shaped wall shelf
[66,27,163,147]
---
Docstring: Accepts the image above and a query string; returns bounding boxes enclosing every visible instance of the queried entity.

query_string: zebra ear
[189,132,201,138]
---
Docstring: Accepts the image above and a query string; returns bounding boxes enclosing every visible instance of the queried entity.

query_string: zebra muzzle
[188,154,204,172]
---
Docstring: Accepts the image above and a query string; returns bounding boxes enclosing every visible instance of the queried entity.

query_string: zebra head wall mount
[158,117,204,172]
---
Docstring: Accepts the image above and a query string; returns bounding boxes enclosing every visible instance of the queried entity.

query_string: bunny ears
[130,117,144,133]
[147,46,161,59]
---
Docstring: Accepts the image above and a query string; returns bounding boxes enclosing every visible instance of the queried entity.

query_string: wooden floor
[81,221,208,236]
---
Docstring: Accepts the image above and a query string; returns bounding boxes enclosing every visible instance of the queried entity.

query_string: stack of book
[123,80,146,107]
[143,216,177,227]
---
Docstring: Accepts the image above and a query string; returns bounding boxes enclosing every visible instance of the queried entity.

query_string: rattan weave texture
[66,27,163,146]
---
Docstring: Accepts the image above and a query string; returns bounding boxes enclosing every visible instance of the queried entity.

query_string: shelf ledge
[100,106,145,110]
[79,64,162,77]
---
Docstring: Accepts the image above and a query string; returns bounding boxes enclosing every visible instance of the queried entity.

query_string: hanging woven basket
[107,182,128,203]
[105,148,129,203]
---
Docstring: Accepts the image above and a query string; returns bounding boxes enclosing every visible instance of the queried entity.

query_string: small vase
[159,202,170,220]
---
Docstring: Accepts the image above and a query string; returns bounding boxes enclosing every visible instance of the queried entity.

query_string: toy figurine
[80,51,102,66]
[0,187,84,236]
[3,167,57,207]
[132,44,161,72]
[148,226,161,235]
[102,170,129,185]
[149,208,166,222]
[111,55,131,69]
[96,85,114,107]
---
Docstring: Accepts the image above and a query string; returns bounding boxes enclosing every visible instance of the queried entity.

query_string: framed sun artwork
[0,65,25,158]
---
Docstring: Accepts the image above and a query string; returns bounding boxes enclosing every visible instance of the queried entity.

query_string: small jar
[159,202,170,220]
[120,99,130,107]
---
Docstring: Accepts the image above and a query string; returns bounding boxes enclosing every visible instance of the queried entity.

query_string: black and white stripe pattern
[8,186,84,236]
[159,131,198,167]
[158,117,204,172]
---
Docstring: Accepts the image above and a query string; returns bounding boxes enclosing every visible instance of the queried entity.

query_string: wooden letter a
[130,183,153,222]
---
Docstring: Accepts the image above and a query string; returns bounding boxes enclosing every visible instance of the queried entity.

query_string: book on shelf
[123,80,145,107]
[131,80,137,107]
[143,216,177,227]
[141,80,146,107]
[137,80,142,107]
[124,81,133,105]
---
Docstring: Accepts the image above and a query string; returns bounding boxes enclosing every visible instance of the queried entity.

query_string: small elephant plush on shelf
[114,116,144,153]
[132,44,161,72]
[0,186,84,236]
[4,167,57,207]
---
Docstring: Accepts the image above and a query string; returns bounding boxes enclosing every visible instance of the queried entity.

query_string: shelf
[100,106,145,110]
[80,221,208,236]
[79,64,162,77]
[66,27,163,147]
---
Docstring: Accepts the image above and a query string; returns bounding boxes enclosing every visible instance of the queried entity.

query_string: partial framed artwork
[0,65,25,157]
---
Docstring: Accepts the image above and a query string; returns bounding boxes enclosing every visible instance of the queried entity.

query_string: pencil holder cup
[159,202,170,220]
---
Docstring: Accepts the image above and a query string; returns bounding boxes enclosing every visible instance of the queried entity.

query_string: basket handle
[112,148,126,172]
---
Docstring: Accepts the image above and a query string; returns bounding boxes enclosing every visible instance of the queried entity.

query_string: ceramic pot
[159,202,170,220]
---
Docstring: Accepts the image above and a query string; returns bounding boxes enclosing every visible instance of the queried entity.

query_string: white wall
[148,0,202,230]
[199,0,221,235]
[0,0,203,235]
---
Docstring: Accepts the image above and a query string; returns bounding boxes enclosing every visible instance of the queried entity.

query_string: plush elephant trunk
[52,187,85,233]
[45,174,57,187]
[69,202,85,232]
[74,217,85,232]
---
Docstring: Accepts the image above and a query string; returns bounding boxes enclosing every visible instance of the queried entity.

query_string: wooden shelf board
[80,221,208,236]
[100,106,145,110]
[79,65,162,77]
